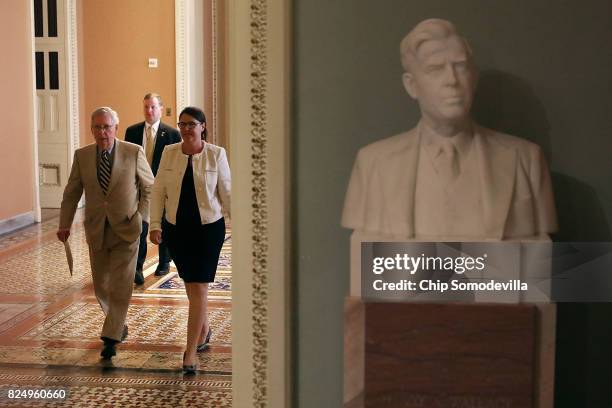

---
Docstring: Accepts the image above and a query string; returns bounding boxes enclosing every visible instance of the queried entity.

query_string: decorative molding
[175,0,188,113]
[249,0,269,405]
[212,0,219,144]
[0,212,36,236]
[66,0,79,154]
[39,163,61,186]
[230,0,290,405]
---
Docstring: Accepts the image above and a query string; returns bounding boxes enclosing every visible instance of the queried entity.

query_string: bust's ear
[402,72,418,99]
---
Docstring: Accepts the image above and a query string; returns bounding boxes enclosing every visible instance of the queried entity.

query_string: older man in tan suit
[57,107,154,359]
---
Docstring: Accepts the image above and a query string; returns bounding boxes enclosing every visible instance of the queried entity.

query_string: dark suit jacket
[124,121,181,175]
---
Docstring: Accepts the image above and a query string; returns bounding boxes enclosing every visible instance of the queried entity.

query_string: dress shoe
[182,352,198,375]
[100,338,117,360]
[121,325,128,342]
[196,328,212,352]
[134,269,144,285]
[154,263,170,276]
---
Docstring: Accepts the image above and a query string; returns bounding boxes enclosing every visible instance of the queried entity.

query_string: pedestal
[344,298,555,407]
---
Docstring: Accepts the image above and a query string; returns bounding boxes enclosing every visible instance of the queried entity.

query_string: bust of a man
[341,19,557,240]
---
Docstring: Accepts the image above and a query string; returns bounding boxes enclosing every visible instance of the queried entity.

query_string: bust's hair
[91,106,119,126]
[400,18,473,72]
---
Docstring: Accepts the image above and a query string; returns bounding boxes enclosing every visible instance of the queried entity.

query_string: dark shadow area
[550,173,611,242]
[472,69,553,160]
[472,69,612,407]
[555,302,612,408]
[551,173,612,407]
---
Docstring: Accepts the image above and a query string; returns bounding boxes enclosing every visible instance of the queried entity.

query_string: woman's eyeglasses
[177,121,202,130]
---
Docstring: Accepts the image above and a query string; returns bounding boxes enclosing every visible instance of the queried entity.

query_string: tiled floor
[0,210,232,406]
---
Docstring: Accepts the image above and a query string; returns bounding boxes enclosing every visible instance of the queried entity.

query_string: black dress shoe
[196,328,212,352]
[154,263,170,276]
[100,338,117,360]
[121,325,128,342]
[134,269,144,285]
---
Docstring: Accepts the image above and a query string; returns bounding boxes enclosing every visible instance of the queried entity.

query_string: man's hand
[149,230,162,245]
[57,228,71,242]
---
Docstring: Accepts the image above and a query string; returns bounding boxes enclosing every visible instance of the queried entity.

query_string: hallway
[0,210,232,406]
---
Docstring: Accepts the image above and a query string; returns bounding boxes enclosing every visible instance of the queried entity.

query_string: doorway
[27,0,292,406]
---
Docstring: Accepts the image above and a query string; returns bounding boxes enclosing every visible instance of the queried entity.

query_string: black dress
[163,155,226,283]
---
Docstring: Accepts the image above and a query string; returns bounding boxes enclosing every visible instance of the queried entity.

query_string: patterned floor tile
[0,347,86,366]
[141,351,232,373]
[0,212,233,406]
[21,303,232,346]
[0,228,91,295]
[152,272,231,294]
[0,370,232,407]
[0,303,49,334]
[0,215,59,252]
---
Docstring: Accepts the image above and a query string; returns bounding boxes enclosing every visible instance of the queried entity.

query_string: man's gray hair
[400,18,473,72]
[91,106,119,126]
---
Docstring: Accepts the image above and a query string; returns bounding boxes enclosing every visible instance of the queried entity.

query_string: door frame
[56,0,293,406]
[31,0,80,215]
[228,0,292,406]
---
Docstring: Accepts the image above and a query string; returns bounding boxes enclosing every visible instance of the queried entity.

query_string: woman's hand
[149,230,162,245]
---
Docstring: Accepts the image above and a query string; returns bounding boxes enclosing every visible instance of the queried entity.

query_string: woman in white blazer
[149,106,230,374]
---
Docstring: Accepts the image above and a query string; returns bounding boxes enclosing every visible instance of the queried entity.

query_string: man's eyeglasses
[177,121,201,130]
[92,124,114,132]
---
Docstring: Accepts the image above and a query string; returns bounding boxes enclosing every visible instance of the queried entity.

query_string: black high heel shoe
[182,352,198,375]
[196,328,212,352]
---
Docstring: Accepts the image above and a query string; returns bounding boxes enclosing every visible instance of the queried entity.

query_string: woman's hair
[179,106,208,141]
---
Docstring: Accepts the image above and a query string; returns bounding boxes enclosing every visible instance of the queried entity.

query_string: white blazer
[150,142,231,231]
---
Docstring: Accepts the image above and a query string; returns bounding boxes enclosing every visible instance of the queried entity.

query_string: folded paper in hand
[63,240,73,276]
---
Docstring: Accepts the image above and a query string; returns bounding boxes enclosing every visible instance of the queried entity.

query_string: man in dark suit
[125,93,181,284]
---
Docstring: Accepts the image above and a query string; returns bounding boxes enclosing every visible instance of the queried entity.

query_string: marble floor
[0,210,232,406]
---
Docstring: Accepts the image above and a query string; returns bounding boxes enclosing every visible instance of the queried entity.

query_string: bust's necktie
[435,140,459,186]
[98,150,111,194]
[145,126,155,165]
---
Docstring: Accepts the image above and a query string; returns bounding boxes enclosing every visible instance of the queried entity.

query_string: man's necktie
[98,150,111,194]
[145,126,155,165]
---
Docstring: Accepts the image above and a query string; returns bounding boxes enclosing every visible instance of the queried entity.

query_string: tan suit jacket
[59,139,154,250]
[341,123,558,240]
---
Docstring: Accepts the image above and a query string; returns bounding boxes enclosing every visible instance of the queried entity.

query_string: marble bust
[341,19,557,240]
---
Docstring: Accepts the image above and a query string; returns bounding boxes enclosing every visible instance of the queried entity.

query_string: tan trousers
[88,222,138,341]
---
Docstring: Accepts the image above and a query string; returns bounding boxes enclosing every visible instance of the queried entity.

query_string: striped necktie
[98,150,111,194]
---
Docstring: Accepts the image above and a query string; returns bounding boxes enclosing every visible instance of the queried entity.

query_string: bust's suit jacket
[341,123,558,240]
[59,140,154,250]
[124,121,181,175]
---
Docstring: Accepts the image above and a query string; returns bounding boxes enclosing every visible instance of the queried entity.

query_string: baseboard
[0,211,36,236]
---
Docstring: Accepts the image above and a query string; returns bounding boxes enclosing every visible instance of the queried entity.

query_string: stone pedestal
[344,298,555,407]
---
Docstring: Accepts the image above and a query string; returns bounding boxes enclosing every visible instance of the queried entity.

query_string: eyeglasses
[92,124,114,132]
[177,121,202,130]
